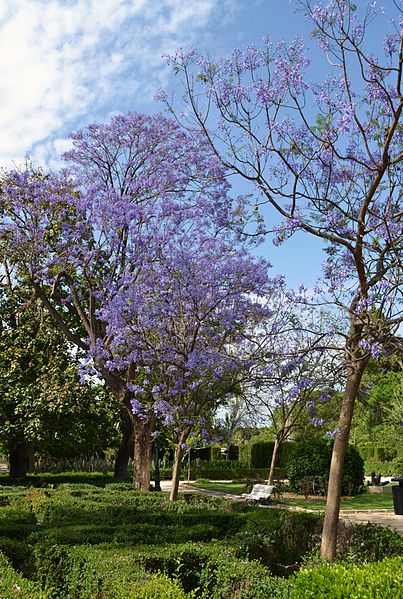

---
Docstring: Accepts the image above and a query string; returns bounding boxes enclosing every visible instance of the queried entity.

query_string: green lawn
[192,480,396,511]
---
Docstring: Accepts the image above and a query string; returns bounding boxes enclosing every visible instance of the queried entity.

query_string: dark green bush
[290,557,403,598]
[34,543,103,599]
[250,441,293,469]
[343,523,403,563]
[0,550,42,598]
[154,461,268,481]
[236,508,322,575]
[128,541,280,597]
[286,439,364,496]
[0,537,34,577]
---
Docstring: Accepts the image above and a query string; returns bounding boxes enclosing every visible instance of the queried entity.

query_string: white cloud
[0,0,238,167]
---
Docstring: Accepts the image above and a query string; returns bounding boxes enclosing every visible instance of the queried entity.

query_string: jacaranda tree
[160,0,403,558]
[96,232,274,499]
[0,112,273,490]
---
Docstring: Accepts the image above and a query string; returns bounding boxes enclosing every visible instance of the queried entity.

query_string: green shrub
[290,557,403,598]
[286,439,364,496]
[0,537,34,577]
[236,509,322,575]
[250,441,293,470]
[33,543,103,599]
[115,573,188,598]
[129,541,279,597]
[154,460,268,481]
[342,523,403,563]
[0,550,42,598]
[200,557,291,598]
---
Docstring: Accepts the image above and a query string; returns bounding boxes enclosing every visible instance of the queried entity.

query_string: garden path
[159,481,403,536]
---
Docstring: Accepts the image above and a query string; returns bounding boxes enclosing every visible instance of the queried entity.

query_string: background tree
[0,279,119,477]
[162,0,403,558]
[351,356,403,452]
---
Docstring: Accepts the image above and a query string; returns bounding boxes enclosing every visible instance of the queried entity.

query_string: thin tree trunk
[267,435,281,485]
[132,414,155,490]
[320,357,367,560]
[170,426,192,502]
[9,443,34,478]
[113,408,135,480]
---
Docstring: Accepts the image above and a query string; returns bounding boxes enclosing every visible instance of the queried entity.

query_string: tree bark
[132,414,155,490]
[170,426,192,501]
[320,356,368,560]
[267,435,281,485]
[9,443,34,478]
[113,407,135,480]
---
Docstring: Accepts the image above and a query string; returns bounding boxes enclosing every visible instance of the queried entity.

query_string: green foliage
[155,461,267,481]
[236,509,322,576]
[250,440,293,469]
[290,557,403,599]
[351,362,403,452]
[286,439,364,496]
[364,456,403,477]
[0,478,399,598]
[0,551,43,598]
[0,286,120,465]
[342,523,403,563]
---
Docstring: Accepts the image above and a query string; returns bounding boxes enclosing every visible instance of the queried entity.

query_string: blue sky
[0,0,397,287]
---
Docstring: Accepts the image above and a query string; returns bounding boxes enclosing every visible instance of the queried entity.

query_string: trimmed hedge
[290,557,403,599]
[286,439,364,496]
[153,462,268,481]
[237,508,322,576]
[0,550,42,598]
[250,441,293,470]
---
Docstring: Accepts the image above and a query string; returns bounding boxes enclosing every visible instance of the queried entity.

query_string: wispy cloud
[0,0,238,167]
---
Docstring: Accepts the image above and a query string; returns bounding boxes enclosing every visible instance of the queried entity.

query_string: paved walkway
[159,481,403,535]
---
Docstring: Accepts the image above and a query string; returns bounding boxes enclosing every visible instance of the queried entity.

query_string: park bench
[241,484,276,504]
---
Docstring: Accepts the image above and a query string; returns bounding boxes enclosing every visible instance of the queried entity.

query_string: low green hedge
[0,551,42,598]
[290,557,403,598]
[154,463,268,481]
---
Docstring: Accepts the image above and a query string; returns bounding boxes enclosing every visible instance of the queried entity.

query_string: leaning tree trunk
[114,407,135,480]
[267,435,282,485]
[320,354,368,561]
[170,426,192,502]
[9,443,34,478]
[132,413,155,490]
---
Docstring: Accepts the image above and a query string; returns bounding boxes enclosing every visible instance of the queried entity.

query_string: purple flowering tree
[161,1,403,558]
[243,290,342,485]
[96,233,274,500]
[0,112,240,489]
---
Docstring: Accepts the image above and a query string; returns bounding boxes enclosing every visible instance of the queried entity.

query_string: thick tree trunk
[170,426,192,502]
[267,435,281,485]
[132,414,155,490]
[113,408,135,480]
[320,356,368,560]
[9,443,34,478]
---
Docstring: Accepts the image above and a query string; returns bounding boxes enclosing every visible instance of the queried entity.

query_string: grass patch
[192,480,245,495]
[193,481,395,510]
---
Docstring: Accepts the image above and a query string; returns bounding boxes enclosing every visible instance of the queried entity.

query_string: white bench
[241,484,276,503]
